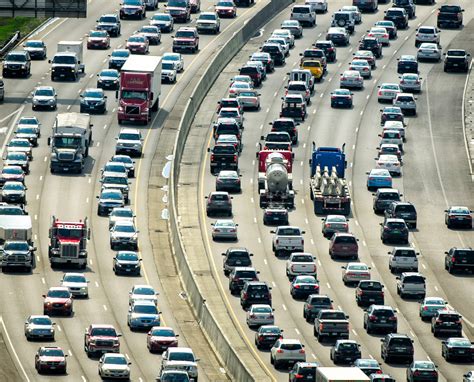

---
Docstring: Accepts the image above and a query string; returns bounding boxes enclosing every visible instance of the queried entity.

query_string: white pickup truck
[286,252,317,280]
[271,226,305,257]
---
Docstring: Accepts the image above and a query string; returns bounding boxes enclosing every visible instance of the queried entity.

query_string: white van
[291,5,316,27]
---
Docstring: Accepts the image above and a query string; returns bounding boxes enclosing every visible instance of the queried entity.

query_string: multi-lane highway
[0,0,269,380]
[189,0,474,380]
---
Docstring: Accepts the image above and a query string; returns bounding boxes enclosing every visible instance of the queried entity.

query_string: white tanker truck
[259,155,295,209]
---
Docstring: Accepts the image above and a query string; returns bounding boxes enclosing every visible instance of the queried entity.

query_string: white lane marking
[86,197,89,203]
[371,261,375,267]
[68,349,72,356]
[263,259,267,265]
[305,218,309,224]
[383,64,386,69]
[89,259,93,265]
[44,156,48,162]
[337,305,342,311]
[352,144,356,150]
[366,94,370,100]
[434,286,439,291]
[88,178,92,184]
[373,79,377,84]
[253,217,257,223]
[282,304,287,311]
[295,328,300,335]
[266,108,270,113]
[250,197,254,203]
[312,353,317,359]
[272,281,276,287]
[34,215,37,220]
[326,283,331,289]
[404,36,409,41]
[352,329,358,336]
[0,106,24,158]
[362,240,367,247]
[41,277,45,284]
[103,124,107,130]
[0,108,23,123]
[257,237,261,244]
[273,91,278,97]
[89,73,94,79]
[421,263,426,269]
[328,77,332,82]
[36,194,39,200]
[97,142,100,147]
[355,220,359,226]
[338,63,342,68]
[112,108,116,113]
[36,255,40,262]
[125,353,130,360]
[320,93,324,98]
[81,376,87,382]
[312,109,316,114]
[307,125,311,130]
[102,58,107,63]
[0,317,30,382]
[259,124,263,130]
[310,238,314,245]
[95,281,99,287]
[39,175,43,181]
[300,161,303,167]
[103,305,107,311]
[410,331,415,337]
[57,325,61,332]
[360,110,363,116]
[67,105,72,110]
[317,260,321,266]
[369,354,374,359]
[427,355,432,362]
[77,88,82,94]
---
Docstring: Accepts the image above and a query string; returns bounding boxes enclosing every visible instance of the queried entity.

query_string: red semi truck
[117,55,162,125]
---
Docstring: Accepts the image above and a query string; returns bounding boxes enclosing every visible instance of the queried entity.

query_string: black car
[2,50,31,78]
[23,40,47,60]
[437,5,464,28]
[384,201,417,229]
[209,144,239,175]
[222,247,253,276]
[97,69,120,90]
[269,118,299,144]
[441,337,474,362]
[228,267,259,294]
[79,88,107,114]
[364,305,397,334]
[355,280,384,306]
[393,0,416,19]
[380,218,409,244]
[290,275,319,299]
[314,40,336,62]
[330,340,361,364]
[96,14,121,37]
[381,333,414,363]
[205,191,232,216]
[239,65,263,87]
[261,43,285,66]
[240,281,272,309]
[407,361,438,382]
[216,170,241,193]
[288,362,318,382]
[326,28,349,46]
[263,207,289,226]
[108,49,130,70]
[384,8,409,29]
[444,49,470,73]
[113,250,141,275]
[397,55,418,74]
[431,310,463,337]
[330,88,353,108]
[359,37,382,58]
[303,294,333,322]
[254,325,283,350]
[444,247,474,274]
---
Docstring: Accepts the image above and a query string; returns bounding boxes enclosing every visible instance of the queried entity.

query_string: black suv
[384,8,409,29]
[356,280,385,306]
[444,247,474,274]
[381,218,409,244]
[289,362,318,381]
[303,294,333,322]
[213,119,241,142]
[2,51,31,78]
[228,267,259,294]
[381,334,414,363]
[240,281,272,309]
[397,55,418,74]
[96,14,121,37]
[239,65,263,87]
[205,191,232,216]
[431,310,463,337]
[209,144,238,175]
[269,118,299,144]
[261,43,285,66]
[393,0,416,19]
[444,49,470,73]
[222,247,253,276]
[384,201,417,229]
[330,340,361,364]
[359,37,382,58]
[314,40,336,63]
[437,5,464,28]
[364,305,397,334]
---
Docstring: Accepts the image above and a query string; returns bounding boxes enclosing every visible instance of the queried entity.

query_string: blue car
[367,169,392,190]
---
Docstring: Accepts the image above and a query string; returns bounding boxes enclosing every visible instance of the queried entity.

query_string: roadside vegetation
[0,17,46,46]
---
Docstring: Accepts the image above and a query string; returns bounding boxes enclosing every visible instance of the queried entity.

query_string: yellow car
[301,59,323,82]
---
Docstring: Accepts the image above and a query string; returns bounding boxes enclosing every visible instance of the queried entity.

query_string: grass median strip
[0,17,46,46]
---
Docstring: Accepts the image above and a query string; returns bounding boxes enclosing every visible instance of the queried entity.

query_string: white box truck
[316,367,370,382]
[49,41,84,81]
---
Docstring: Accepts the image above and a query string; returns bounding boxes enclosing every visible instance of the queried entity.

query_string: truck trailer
[49,41,84,81]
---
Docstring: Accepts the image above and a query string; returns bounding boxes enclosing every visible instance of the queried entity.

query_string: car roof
[119,128,140,134]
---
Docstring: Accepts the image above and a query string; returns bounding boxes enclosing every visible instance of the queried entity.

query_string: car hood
[150,335,177,342]
[4,60,27,65]
[99,75,119,81]
[2,189,25,195]
[151,20,171,25]
[15,132,36,139]
[83,97,104,102]
[167,6,187,11]
[100,197,123,204]
[89,37,107,41]
[44,297,71,304]
[197,20,217,24]
[39,356,65,362]
[117,259,140,265]
[122,4,142,9]
[130,313,159,320]
[24,47,44,52]
[62,281,87,288]
[33,96,54,101]
[111,231,136,238]
[117,139,141,145]
[130,294,157,302]
[102,364,129,371]
[1,174,23,179]
[28,324,53,330]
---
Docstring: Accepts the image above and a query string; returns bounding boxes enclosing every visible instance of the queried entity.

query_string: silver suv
[115,128,143,157]
[290,5,316,27]
[396,272,426,299]
[389,247,419,273]
[393,93,417,116]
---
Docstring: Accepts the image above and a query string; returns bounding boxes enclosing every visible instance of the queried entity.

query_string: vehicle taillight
[294,285,301,289]
[376,370,382,374]
[369,315,377,321]
[357,290,363,296]
[389,316,397,321]
[294,375,304,379]
[299,349,305,354]
[306,304,313,309]
[436,319,442,324]
[277,349,284,353]
[233,155,238,162]
[275,239,279,245]
[243,292,248,299]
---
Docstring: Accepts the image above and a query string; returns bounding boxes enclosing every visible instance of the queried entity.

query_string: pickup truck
[355,280,385,307]
[208,144,238,175]
[271,226,305,257]
[285,252,317,280]
[84,324,121,357]
[313,309,350,342]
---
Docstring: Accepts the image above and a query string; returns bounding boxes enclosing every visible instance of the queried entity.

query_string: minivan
[329,233,359,260]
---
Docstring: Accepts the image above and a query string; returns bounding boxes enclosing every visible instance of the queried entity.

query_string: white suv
[290,5,316,27]
[115,128,143,157]
[270,339,306,369]
[389,247,419,272]
[415,26,440,47]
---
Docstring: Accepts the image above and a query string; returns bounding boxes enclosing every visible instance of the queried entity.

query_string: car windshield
[25,41,43,47]
[100,70,118,78]
[382,84,399,90]
[99,16,117,23]
[449,338,470,346]
[18,117,38,125]
[117,252,138,261]
[133,305,157,314]
[292,255,313,262]
[115,224,135,233]
[134,287,154,295]
[4,242,29,251]
[373,309,394,317]
[128,36,145,43]
[334,236,356,244]
[395,250,416,257]
[339,342,357,350]
[124,0,142,5]
[6,54,26,62]
[450,207,470,214]
[91,328,117,336]
[218,1,234,6]
[414,362,435,370]
[103,176,128,185]
[35,89,53,97]
[282,21,298,27]
[63,275,85,283]
[334,89,351,96]
[141,27,157,33]
[16,127,37,135]
[390,338,412,346]
[199,14,216,20]
[162,63,175,71]
[47,289,70,298]
[278,228,300,235]
[52,55,76,64]
[216,221,234,228]
[42,349,64,357]
[348,264,368,271]
[153,14,171,21]
[358,359,379,367]
[403,276,424,284]
[387,222,406,229]
[112,156,133,164]
[310,297,331,305]
[280,343,302,350]
[169,0,188,6]
[112,50,129,58]
[253,306,272,313]
[0,207,23,215]
[176,31,195,38]
[121,90,147,100]
[102,191,122,200]
[323,312,346,320]
[359,282,382,290]
[303,61,321,67]
[235,271,256,278]
[379,192,399,200]
[3,167,22,174]
[425,298,444,305]
[90,31,106,37]
[439,5,460,12]
[260,327,280,334]
[31,317,51,325]
[151,328,175,336]
[112,209,133,218]
[119,133,140,141]
[447,50,465,56]
[3,183,24,190]
[169,352,195,362]
[84,90,103,99]
[296,276,316,284]
[105,356,127,365]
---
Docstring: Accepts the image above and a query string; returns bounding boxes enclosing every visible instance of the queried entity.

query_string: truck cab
[49,41,84,81]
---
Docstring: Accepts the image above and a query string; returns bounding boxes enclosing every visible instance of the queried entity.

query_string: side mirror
[270,230,276,234]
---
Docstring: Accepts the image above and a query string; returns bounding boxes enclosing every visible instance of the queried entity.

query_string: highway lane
[196,0,473,380]
[0,1,264,380]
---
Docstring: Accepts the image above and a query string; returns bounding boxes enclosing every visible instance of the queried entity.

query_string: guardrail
[0,30,20,58]
[167,0,293,381]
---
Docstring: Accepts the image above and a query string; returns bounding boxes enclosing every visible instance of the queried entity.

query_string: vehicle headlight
[21,64,26,68]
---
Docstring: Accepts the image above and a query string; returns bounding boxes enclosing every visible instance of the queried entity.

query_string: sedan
[237,90,261,110]
[147,326,179,353]
[263,207,289,226]
[353,50,376,68]
[110,155,135,177]
[376,154,402,176]
[215,1,236,18]
[399,73,422,93]
[129,284,158,305]
[342,262,371,286]
[163,52,184,72]
[87,30,110,49]
[1,181,27,204]
[110,220,139,250]
[98,353,131,380]
[0,166,25,186]
[60,272,89,298]
[113,251,141,276]
[97,189,125,216]
[417,43,441,62]
[255,325,283,350]
[246,304,275,328]
[281,20,303,39]
[109,207,135,228]
[218,107,243,127]
[380,106,404,126]
[419,297,448,321]
[377,83,401,103]
[375,20,397,39]
[442,337,474,362]
[80,88,107,114]
[367,169,392,190]
[42,287,73,316]
[229,81,253,98]
[24,315,55,341]
[127,300,160,330]
[321,215,349,238]
[349,59,371,78]
[216,170,241,193]
[212,219,238,241]
[290,275,319,299]
[126,34,149,54]
[353,358,382,376]
[330,340,361,364]
[340,70,363,90]
[32,86,57,111]
[330,88,353,108]
[137,25,161,45]
[444,206,472,228]
[407,360,439,382]
[4,152,29,173]
[16,116,41,137]
[7,138,33,160]
[216,134,241,153]
[378,144,402,161]
[367,27,390,46]
[35,346,67,374]
[108,49,130,70]
[97,69,120,90]
[393,93,417,116]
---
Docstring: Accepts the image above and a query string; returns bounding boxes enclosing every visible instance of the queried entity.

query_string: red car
[444,206,473,229]
[35,346,67,374]
[147,326,179,352]
[215,0,237,18]
[87,30,110,49]
[84,324,121,357]
[43,287,73,316]
[126,34,149,54]
[329,233,359,260]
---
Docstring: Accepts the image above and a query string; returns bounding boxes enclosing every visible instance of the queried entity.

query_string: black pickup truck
[437,5,464,28]
[355,280,385,306]
[208,144,238,175]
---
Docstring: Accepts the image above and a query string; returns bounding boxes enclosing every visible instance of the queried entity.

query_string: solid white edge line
[461,59,473,176]
[0,317,30,382]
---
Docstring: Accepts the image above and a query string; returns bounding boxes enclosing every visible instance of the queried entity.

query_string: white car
[267,37,289,57]
[150,13,174,32]
[6,138,33,160]
[270,339,306,369]
[378,143,402,161]
[285,252,317,279]
[109,207,135,229]
[341,5,361,23]
[349,59,371,79]
[98,353,131,380]
[230,75,253,86]
[393,93,417,116]
[196,12,220,34]
[399,73,422,93]
[367,27,389,46]
[60,273,89,297]
[340,70,363,89]
[31,86,57,111]
[236,90,260,110]
[383,121,406,141]
[377,83,401,103]
[24,315,55,341]
[417,43,441,62]
[212,219,238,241]
[415,26,440,47]
[115,128,143,157]
[342,262,371,285]
[217,107,243,127]
[161,347,199,381]
[272,29,295,47]
[128,300,161,329]
[162,52,184,72]
[228,81,253,98]
[376,154,402,176]
[161,61,178,83]
[110,220,138,250]
[389,247,419,273]
[129,284,158,305]
[246,304,275,328]
[280,20,303,39]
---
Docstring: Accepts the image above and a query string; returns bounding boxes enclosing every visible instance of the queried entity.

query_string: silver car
[115,128,143,157]
[7,138,33,160]
[396,272,426,299]
[342,262,371,285]
[109,207,135,228]
[129,284,158,305]
[212,219,238,241]
[272,28,295,47]
[377,83,401,103]
[376,154,402,176]
[237,90,260,110]
[349,59,371,79]
[60,272,89,297]
[127,300,160,329]
[280,20,303,39]
[393,93,417,116]
[286,80,310,104]
[24,315,55,340]
[340,70,363,89]
[110,220,138,250]
[415,26,440,47]
[267,37,289,57]
[32,86,57,111]
[161,61,178,83]
[399,73,422,93]
[417,43,441,62]
[246,304,275,328]
[137,25,161,45]
[150,12,174,32]
[98,353,131,380]
[383,121,406,141]
[196,12,220,34]
[321,215,349,238]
